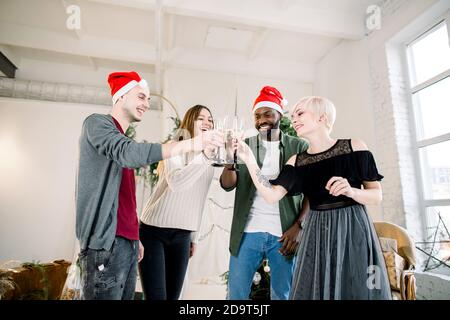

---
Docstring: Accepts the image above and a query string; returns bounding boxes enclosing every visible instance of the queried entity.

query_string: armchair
[374,221,416,300]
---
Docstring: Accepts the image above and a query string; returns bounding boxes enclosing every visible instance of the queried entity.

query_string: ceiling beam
[0,44,20,68]
[0,51,18,78]
[166,47,316,83]
[87,0,365,40]
[0,21,157,65]
[247,29,270,61]
[87,0,153,10]
[166,13,175,52]
[164,0,365,39]
[0,22,315,82]
[88,56,98,70]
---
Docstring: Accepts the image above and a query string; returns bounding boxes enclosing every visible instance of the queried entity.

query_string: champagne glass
[211,118,226,167]
[224,116,245,171]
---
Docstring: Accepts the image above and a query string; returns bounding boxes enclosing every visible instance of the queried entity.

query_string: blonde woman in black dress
[235,96,391,300]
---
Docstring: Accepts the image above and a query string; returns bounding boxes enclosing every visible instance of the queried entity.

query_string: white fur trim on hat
[253,101,283,114]
[112,79,148,104]
[139,79,148,88]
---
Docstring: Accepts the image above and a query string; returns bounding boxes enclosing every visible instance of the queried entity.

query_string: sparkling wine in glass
[211,118,226,167]
[224,116,244,171]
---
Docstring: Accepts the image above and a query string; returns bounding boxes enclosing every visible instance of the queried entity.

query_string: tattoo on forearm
[255,169,272,188]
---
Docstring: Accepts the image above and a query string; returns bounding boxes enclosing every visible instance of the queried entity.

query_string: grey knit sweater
[76,114,162,251]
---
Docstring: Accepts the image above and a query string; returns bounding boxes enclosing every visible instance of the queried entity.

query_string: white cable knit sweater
[140,151,214,243]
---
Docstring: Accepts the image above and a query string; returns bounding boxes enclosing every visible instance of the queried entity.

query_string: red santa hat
[252,86,287,114]
[107,71,148,104]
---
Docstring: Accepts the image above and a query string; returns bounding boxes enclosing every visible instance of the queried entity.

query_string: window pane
[409,24,450,86]
[421,206,450,274]
[419,140,450,200]
[412,77,450,140]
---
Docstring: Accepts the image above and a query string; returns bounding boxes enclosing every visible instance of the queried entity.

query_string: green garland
[280,114,297,137]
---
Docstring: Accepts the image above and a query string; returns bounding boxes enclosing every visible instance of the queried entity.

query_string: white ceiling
[0,0,376,90]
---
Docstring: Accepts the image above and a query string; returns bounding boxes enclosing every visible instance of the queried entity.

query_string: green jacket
[221,131,308,257]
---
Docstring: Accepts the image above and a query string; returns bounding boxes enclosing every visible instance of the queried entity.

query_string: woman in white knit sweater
[139,105,216,300]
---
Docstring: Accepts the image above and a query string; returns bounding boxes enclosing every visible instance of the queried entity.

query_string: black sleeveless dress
[270,139,392,300]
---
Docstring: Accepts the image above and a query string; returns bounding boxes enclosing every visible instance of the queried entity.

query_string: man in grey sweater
[76,71,222,300]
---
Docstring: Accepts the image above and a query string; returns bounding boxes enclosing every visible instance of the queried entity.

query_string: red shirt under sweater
[112,117,139,241]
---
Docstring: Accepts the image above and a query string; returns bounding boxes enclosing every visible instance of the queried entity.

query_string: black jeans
[139,223,191,300]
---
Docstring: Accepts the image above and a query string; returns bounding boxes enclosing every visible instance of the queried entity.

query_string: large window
[406,19,450,273]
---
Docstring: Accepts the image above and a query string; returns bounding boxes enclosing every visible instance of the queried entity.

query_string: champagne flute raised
[211,118,226,167]
[224,116,244,171]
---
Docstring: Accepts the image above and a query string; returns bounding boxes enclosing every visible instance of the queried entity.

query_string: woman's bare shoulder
[350,138,369,151]
[286,154,297,166]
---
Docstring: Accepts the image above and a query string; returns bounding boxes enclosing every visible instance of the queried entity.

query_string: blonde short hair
[292,96,336,132]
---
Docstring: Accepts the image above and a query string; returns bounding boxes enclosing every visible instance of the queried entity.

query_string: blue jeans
[79,236,139,300]
[227,232,294,300]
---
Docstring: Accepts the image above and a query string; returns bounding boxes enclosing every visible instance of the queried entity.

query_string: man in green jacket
[76,71,222,300]
[220,86,309,300]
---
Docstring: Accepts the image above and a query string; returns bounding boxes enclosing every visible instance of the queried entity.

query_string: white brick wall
[368,46,409,227]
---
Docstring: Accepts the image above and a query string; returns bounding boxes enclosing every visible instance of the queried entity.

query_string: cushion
[379,237,398,252]
[383,251,406,291]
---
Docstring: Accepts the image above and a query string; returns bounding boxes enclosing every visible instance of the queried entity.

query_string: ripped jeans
[79,236,138,300]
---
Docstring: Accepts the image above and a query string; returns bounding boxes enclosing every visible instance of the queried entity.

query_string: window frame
[403,12,450,271]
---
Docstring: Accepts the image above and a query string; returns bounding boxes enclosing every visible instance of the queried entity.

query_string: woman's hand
[189,242,196,258]
[202,144,217,159]
[325,176,356,198]
[138,240,144,262]
[193,130,224,152]
[235,138,256,164]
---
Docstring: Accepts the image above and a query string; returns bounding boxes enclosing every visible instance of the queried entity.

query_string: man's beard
[257,121,280,141]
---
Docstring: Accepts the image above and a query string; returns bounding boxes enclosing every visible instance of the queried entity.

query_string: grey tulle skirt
[290,204,392,300]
